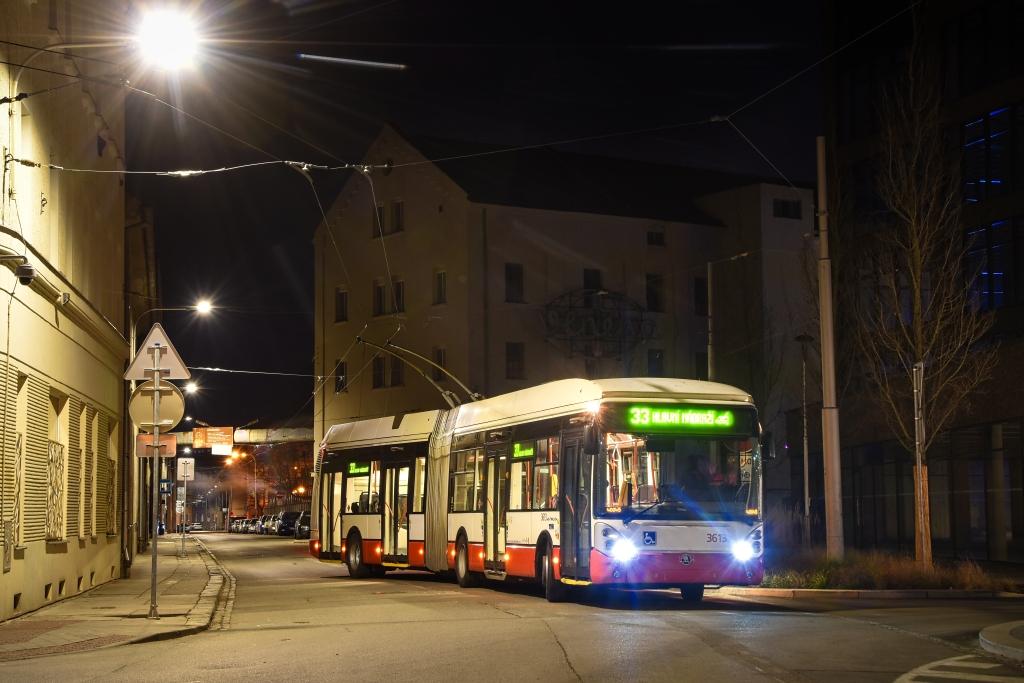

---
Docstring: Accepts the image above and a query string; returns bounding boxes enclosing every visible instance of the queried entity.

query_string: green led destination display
[512,442,535,458]
[348,462,370,475]
[627,405,736,430]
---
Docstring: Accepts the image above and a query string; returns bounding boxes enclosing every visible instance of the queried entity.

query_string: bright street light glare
[194,299,213,314]
[137,10,199,70]
[183,447,192,454]
[185,382,198,394]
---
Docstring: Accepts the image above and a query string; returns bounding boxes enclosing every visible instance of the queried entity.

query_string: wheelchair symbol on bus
[642,531,657,546]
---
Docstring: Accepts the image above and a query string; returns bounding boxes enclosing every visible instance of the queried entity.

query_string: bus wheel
[455,536,479,588]
[542,542,566,603]
[345,532,370,578]
[679,584,704,602]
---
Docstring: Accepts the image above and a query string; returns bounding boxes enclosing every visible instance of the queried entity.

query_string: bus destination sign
[626,405,735,430]
[348,462,370,475]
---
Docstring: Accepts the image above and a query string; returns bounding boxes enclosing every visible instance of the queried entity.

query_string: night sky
[126,0,822,429]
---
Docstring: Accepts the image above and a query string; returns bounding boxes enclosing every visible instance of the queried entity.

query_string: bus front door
[558,434,592,580]
[382,462,410,565]
[484,447,509,573]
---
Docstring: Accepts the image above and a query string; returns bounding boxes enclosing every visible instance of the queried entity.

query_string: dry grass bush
[761,550,1016,591]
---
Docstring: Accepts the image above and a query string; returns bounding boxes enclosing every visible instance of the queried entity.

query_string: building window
[506,342,525,380]
[371,356,385,388]
[432,347,447,381]
[334,288,348,323]
[372,280,386,316]
[505,263,524,303]
[372,203,385,237]
[334,360,347,393]
[773,198,802,220]
[392,279,405,313]
[433,270,447,304]
[646,273,664,312]
[647,349,664,377]
[694,352,708,381]
[647,228,666,246]
[963,105,1022,204]
[389,355,404,387]
[391,200,404,233]
[966,217,1023,310]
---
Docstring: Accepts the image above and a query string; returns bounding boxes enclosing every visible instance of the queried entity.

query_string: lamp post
[795,333,815,547]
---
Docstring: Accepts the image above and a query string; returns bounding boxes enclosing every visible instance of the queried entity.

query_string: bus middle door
[484,446,509,574]
[381,461,410,566]
[558,432,592,580]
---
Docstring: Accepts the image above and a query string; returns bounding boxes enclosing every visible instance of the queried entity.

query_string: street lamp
[136,10,200,70]
[227,450,259,517]
[795,333,815,547]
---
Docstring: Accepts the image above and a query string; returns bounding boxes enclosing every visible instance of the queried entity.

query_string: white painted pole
[816,136,844,560]
[148,345,164,619]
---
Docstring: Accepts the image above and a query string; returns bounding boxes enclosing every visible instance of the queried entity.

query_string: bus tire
[542,541,566,603]
[679,584,704,602]
[455,535,479,588]
[345,531,370,578]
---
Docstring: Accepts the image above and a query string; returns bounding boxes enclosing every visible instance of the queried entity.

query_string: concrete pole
[816,136,844,560]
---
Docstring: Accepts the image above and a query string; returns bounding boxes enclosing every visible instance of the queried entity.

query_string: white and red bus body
[311,378,765,600]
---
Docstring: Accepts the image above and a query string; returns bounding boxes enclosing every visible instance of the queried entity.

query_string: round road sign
[129,380,185,433]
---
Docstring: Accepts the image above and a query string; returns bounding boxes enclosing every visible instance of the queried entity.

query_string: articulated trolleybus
[310,378,766,602]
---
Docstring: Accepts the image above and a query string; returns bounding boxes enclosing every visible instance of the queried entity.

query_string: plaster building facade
[816,0,1024,562]
[1,1,133,620]
[313,126,815,516]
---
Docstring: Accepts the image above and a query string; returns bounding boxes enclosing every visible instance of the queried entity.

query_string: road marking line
[895,655,1024,683]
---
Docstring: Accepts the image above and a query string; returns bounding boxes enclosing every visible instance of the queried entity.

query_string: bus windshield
[596,432,759,522]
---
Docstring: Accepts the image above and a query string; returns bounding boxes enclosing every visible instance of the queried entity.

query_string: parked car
[264,512,281,535]
[190,522,203,532]
[258,515,272,534]
[294,511,311,539]
[276,510,302,536]
[244,518,258,533]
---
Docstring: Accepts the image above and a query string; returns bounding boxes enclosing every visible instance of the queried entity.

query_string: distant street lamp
[136,10,200,70]
[185,382,199,395]
[795,333,815,547]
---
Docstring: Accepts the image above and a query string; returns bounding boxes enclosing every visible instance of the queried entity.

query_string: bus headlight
[610,538,639,563]
[731,540,755,563]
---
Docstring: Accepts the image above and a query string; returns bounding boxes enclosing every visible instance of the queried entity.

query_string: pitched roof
[392,131,772,225]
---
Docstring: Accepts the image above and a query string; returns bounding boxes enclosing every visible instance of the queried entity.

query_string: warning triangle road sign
[124,323,191,381]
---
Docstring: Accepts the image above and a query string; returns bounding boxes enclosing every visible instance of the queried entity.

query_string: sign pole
[181,463,188,557]
[148,346,164,619]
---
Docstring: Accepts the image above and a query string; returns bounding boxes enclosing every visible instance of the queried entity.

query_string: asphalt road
[6,532,1024,682]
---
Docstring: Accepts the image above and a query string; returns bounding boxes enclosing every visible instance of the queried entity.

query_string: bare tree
[852,42,996,565]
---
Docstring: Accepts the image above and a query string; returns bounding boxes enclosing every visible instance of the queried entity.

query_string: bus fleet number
[705,532,729,544]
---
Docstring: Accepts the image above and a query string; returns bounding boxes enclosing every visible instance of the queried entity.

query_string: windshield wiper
[623,500,674,525]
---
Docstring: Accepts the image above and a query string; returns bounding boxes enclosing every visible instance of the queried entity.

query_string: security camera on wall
[14,262,36,286]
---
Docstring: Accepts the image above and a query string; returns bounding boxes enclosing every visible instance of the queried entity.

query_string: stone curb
[127,537,229,645]
[715,586,1024,600]
[979,621,1024,663]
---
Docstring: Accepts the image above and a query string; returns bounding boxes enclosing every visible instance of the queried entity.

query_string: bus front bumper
[589,549,763,586]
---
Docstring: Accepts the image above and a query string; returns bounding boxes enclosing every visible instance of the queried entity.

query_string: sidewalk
[980,621,1024,664]
[0,535,226,662]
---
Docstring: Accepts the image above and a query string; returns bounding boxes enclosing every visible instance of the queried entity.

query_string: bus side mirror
[583,424,600,455]
[761,432,776,460]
